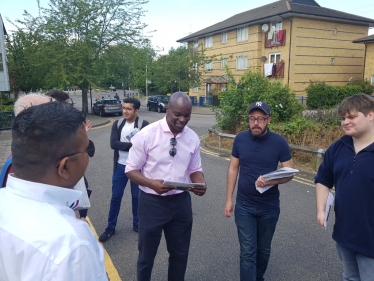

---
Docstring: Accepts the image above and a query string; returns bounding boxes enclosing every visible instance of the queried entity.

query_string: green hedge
[306,81,374,109]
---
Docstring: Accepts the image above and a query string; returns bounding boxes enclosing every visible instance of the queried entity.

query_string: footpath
[0,100,214,167]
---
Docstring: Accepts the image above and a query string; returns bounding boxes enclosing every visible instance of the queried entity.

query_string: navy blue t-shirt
[232,130,291,208]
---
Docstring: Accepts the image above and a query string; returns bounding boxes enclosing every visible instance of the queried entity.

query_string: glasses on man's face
[169,138,177,157]
[56,140,95,168]
[248,116,269,124]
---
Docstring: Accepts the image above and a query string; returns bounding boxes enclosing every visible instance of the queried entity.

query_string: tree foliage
[213,69,303,133]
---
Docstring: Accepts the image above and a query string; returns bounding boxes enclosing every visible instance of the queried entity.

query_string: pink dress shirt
[125,117,203,196]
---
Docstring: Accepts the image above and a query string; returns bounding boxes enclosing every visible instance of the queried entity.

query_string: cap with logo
[248,101,271,115]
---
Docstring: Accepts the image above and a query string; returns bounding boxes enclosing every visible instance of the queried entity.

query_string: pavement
[0,101,214,167]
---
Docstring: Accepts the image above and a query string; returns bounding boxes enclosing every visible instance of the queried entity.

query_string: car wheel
[147,105,151,111]
[99,109,105,117]
[158,106,162,113]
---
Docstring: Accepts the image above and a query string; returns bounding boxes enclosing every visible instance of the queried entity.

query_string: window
[193,63,198,74]
[205,36,213,48]
[193,41,199,51]
[221,59,228,69]
[237,27,248,42]
[221,32,227,44]
[236,56,248,70]
[193,86,199,92]
[207,84,212,94]
[205,61,213,71]
[269,53,281,63]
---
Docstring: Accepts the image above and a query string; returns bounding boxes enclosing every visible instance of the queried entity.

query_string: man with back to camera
[315,94,374,281]
[224,101,294,281]
[0,102,107,280]
[125,91,207,281]
[99,97,149,242]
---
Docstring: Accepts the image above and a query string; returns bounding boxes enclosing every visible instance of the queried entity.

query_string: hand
[190,183,207,197]
[150,179,176,195]
[255,175,271,188]
[85,120,92,132]
[224,200,233,217]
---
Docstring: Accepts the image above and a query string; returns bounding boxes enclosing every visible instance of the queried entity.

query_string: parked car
[147,95,170,113]
[92,98,122,117]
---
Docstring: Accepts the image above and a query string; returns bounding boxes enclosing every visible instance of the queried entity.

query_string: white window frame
[221,58,228,69]
[237,27,248,42]
[205,61,213,71]
[236,56,248,70]
[371,75,374,84]
[207,84,212,95]
[269,52,281,64]
[221,32,227,44]
[270,21,282,31]
[193,86,199,92]
[193,41,199,50]
[205,36,213,48]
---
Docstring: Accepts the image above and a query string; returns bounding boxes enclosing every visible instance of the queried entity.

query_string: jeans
[137,190,192,281]
[107,163,139,229]
[336,242,374,281]
[235,202,280,281]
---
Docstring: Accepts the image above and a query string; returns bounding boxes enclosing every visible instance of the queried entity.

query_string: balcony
[265,29,286,48]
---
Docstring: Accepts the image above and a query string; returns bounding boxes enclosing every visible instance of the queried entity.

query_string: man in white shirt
[99,97,149,242]
[0,102,107,281]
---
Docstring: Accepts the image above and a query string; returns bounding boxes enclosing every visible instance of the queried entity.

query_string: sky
[2,0,374,55]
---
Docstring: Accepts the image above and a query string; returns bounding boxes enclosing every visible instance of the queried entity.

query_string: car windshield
[104,100,120,105]
[157,96,169,103]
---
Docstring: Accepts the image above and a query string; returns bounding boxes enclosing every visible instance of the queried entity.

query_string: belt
[142,191,185,199]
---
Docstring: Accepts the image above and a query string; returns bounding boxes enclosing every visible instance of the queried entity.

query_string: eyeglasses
[169,138,177,157]
[56,140,95,168]
[248,116,269,123]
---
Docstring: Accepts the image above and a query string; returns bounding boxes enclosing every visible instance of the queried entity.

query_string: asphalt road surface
[85,106,342,281]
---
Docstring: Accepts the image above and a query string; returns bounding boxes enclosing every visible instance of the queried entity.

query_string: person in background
[114,92,119,100]
[224,101,294,281]
[315,94,374,281]
[99,97,149,242]
[125,91,207,281]
[0,102,107,280]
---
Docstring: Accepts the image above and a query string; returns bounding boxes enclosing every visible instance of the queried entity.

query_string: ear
[368,111,374,121]
[57,157,71,180]
[268,116,272,123]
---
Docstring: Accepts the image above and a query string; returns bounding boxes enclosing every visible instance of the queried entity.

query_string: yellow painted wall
[188,16,368,98]
[364,42,374,84]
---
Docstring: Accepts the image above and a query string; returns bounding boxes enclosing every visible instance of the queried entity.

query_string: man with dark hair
[0,102,107,280]
[125,91,207,281]
[99,97,149,242]
[45,90,70,102]
[315,94,374,280]
[224,101,294,281]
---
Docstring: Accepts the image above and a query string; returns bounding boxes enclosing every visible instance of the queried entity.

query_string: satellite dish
[262,24,269,32]
[260,56,267,62]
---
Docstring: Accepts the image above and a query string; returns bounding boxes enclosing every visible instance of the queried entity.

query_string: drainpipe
[363,43,367,80]
[287,19,293,85]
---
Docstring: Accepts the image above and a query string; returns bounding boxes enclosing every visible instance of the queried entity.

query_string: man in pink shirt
[125,91,207,281]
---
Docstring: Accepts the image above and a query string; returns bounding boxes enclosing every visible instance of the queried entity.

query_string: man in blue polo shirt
[315,94,374,280]
[224,101,294,281]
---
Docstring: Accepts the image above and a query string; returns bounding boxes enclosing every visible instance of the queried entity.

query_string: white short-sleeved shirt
[0,175,108,281]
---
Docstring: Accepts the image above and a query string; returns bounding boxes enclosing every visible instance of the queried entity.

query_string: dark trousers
[107,163,139,229]
[137,190,193,281]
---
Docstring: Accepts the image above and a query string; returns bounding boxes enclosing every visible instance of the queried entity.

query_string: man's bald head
[14,94,52,116]
[166,91,192,136]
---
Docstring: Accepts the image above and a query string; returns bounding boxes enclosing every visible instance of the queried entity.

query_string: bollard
[316,148,324,171]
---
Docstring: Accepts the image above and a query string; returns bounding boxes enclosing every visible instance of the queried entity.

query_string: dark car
[147,95,170,113]
[93,98,122,117]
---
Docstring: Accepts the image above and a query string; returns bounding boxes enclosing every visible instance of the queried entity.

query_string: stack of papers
[324,192,335,230]
[163,181,205,191]
[256,167,299,194]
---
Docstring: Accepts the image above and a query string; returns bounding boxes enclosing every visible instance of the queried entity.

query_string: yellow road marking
[87,217,122,281]
[91,118,115,130]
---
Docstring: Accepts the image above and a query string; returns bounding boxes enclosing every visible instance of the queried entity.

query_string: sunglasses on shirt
[169,138,177,157]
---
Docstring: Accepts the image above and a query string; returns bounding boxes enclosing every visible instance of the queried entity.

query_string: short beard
[250,126,268,137]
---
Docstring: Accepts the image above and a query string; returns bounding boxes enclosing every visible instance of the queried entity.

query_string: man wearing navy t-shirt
[224,101,294,281]
[315,94,374,280]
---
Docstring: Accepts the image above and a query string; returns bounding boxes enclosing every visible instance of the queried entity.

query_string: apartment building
[177,0,374,98]
[353,34,374,84]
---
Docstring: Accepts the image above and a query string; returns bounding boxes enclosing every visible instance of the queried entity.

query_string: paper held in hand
[163,181,206,191]
[256,167,299,194]
[324,192,335,230]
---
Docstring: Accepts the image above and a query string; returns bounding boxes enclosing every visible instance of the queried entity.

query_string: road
[84,106,342,281]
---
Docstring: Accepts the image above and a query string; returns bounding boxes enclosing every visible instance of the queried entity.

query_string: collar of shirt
[6,174,82,209]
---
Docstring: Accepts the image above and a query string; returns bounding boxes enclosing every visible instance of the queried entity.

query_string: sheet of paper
[256,184,274,194]
[163,181,206,191]
[324,192,334,230]
[262,167,299,180]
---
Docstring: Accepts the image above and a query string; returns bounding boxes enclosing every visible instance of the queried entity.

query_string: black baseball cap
[248,101,271,115]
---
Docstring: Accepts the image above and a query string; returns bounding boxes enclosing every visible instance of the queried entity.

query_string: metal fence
[0,111,14,131]
[208,127,325,171]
